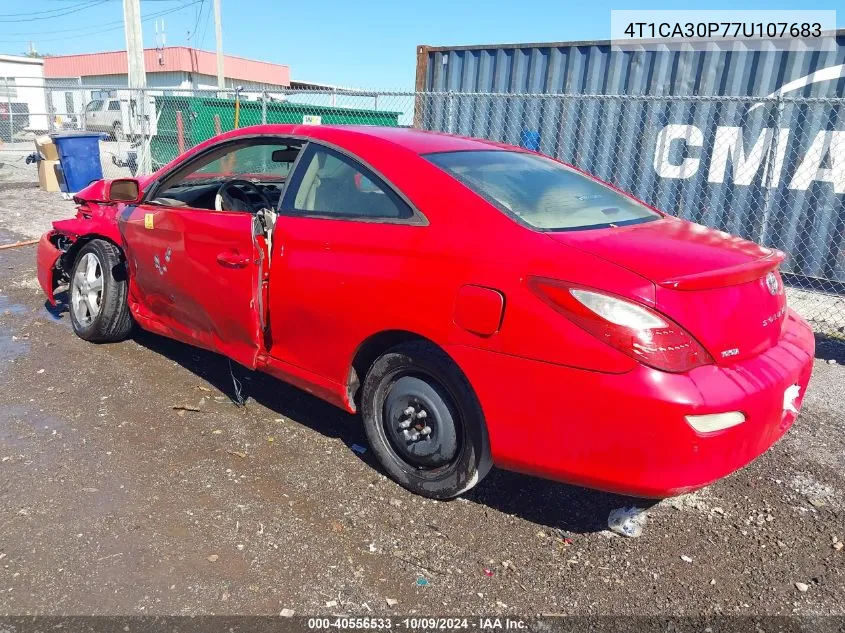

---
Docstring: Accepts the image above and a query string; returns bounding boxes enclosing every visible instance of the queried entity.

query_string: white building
[0,54,49,133]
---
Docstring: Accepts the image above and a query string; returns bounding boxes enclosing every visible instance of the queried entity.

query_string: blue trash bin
[50,132,105,193]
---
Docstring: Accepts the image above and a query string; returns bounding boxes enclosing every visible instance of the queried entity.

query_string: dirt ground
[0,185,843,617]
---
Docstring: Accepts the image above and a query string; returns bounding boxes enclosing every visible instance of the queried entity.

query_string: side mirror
[108,178,142,203]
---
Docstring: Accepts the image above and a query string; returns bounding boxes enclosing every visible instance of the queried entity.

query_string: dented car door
[121,204,263,368]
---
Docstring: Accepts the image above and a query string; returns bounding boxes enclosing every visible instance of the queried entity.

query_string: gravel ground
[0,184,75,241]
[0,192,843,617]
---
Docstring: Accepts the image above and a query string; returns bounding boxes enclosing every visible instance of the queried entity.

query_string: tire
[69,239,133,342]
[361,341,492,500]
[112,122,124,142]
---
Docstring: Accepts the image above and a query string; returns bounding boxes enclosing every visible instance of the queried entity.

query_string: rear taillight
[528,278,713,373]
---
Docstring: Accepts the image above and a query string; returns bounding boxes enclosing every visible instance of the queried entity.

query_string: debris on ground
[0,239,39,251]
[795,582,809,592]
[350,443,367,455]
[0,232,843,615]
[385,598,398,606]
[415,577,429,586]
[172,405,201,412]
[483,568,494,577]
[607,506,648,537]
[206,554,219,562]
[680,555,693,563]
[325,600,338,608]
[226,449,247,458]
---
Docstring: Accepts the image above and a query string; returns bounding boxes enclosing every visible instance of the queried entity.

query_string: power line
[0,0,109,23]
[0,0,101,18]
[186,0,204,41]
[197,0,211,50]
[7,0,195,35]
[0,0,201,43]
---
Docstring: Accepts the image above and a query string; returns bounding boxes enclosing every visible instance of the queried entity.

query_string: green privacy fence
[151,95,402,168]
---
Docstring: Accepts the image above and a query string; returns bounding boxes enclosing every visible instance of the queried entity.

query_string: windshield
[425,150,660,231]
[186,143,294,183]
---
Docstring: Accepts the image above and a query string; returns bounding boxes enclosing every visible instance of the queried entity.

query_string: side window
[151,140,302,210]
[107,100,120,111]
[284,145,412,220]
[86,100,103,112]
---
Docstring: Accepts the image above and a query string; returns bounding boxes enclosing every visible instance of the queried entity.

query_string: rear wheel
[112,122,124,141]
[361,341,492,499]
[69,240,133,342]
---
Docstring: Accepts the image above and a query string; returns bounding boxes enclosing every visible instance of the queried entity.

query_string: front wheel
[361,341,492,499]
[112,122,124,141]
[69,240,133,342]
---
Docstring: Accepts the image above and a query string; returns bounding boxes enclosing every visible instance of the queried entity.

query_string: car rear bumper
[446,309,815,498]
[36,231,61,306]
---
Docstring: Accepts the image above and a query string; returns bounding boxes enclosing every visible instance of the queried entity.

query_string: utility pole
[214,0,224,90]
[123,0,146,91]
[123,0,149,171]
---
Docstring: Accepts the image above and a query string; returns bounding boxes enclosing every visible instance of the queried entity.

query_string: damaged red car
[36,124,815,500]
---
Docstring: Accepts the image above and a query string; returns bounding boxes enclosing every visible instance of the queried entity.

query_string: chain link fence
[1,81,843,335]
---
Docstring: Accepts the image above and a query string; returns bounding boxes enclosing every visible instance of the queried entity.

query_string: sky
[2,0,843,91]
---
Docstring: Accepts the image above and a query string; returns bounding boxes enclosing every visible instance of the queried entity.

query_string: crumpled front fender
[53,210,123,245]
[36,231,62,306]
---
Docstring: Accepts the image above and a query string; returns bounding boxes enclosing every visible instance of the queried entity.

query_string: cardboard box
[38,159,61,192]
[35,135,59,161]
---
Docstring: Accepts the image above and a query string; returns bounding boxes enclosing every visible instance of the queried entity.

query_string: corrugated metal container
[416,35,845,286]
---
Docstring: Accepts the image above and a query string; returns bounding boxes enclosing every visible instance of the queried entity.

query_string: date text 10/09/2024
[306,618,528,630]
[622,22,822,39]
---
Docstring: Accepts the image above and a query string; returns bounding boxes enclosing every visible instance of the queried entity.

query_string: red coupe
[37,125,815,500]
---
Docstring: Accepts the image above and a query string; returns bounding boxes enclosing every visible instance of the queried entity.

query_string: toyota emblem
[765,272,780,295]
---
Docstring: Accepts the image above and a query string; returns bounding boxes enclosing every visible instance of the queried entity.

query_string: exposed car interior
[150,140,303,213]
[426,150,660,230]
[292,148,411,219]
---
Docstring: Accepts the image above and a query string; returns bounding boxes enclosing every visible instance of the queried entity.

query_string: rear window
[425,150,660,231]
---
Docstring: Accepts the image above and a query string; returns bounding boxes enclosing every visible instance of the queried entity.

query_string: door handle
[216,252,251,268]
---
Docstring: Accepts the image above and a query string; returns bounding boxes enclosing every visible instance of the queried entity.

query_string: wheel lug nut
[420,426,432,436]
[415,410,427,419]
[403,406,415,416]
[398,420,411,430]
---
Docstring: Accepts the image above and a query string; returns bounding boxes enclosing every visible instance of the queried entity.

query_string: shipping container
[415,34,845,289]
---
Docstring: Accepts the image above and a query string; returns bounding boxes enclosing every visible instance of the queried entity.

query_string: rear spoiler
[659,250,785,291]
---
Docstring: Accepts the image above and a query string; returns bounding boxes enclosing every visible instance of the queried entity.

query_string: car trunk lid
[547,217,787,363]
